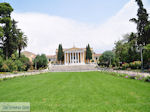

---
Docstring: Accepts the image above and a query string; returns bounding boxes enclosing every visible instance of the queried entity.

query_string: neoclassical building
[60,47,90,65]
[48,46,101,65]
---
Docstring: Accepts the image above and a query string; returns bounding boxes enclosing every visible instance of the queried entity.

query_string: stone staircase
[49,64,98,72]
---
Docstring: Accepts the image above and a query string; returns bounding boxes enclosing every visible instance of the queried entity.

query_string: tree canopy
[0,2,27,59]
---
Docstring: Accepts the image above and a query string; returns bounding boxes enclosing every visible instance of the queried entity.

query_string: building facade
[62,47,87,65]
[54,46,100,65]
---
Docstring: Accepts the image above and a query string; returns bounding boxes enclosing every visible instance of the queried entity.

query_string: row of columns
[64,51,84,65]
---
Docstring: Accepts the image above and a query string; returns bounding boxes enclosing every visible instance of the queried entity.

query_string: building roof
[22,51,36,62]
[47,55,56,58]
[56,47,93,52]
[94,53,101,57]
[22,51,36,57]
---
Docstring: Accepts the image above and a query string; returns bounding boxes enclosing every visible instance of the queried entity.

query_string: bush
[1,64,9,72]
[0,56,3,68]
[144,76,150,82]
[122,63,129,70]
[14,60,24,71]
[19,55,31,71]
[129,61,141,69]
[0,54,31,72]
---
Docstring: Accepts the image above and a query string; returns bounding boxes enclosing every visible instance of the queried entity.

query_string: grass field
[0,72,150,112]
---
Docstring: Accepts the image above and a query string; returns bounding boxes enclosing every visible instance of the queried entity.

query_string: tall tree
[130,0,149,46]
[86,44,92,63]
[16,30,27,58]
[0,3,14,59]
[57,44,64,64]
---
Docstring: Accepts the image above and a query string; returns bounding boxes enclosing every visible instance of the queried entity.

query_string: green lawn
[0,72,150,112]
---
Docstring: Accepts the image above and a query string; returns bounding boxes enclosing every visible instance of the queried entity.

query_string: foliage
[0,3,27,59]
[86,44,92,62]
[144,76,150,82]
[129,61,141,69]
[99,51,115,67]
[16,29,27,58]
[0,53,31,72]
[57,44,64,64]
[143,44,150,69]
[130,0,149,46]
[1,63,9,72]
[122,63,129,70]
[114,33,140,64]
[33,54,48,69]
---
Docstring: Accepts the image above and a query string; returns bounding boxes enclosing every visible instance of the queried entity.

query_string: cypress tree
[86,44,92,63]
[57,44,64,64]
[130,0,149,46]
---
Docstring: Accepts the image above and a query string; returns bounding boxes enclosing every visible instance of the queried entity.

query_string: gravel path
[98,69,150,77]
[0,69,49,79]
[0,67,150,79]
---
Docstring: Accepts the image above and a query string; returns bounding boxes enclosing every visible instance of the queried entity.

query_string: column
[67,53,69,64]
[83,51,85,64]
[72,52,74,64]
[78,52,79,63]
[70,52,71,64]
[64,52,66,65]
[75,52,77,63]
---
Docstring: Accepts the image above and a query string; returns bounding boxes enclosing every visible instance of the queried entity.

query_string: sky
[1,0,150,55]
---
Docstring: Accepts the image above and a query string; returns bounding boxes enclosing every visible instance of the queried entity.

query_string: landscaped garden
[0,72,150,112]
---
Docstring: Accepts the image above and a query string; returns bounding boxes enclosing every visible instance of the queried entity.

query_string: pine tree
[0,3,13,59]
[57,44,64,64]
[130,0,149,46]
[86,44,92,63]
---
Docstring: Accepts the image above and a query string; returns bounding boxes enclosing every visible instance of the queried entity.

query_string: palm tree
[17,30,27,58]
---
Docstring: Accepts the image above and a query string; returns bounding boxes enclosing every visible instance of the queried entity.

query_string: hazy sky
[1,0,150,55]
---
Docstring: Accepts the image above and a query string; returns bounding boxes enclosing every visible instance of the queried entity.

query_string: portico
[64,48,85,65]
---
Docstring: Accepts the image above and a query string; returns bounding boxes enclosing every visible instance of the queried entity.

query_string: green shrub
[14,60,24,71]
[1,64,9,72]
[129,61,141,69]
[0,56,3,69]
[144,76,150,82]
[122,63,129,70]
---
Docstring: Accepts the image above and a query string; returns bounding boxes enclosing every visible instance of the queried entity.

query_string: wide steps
[49,64,98,72]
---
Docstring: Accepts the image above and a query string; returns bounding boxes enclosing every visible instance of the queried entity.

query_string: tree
[143,44,150,69]
[99,51,115,67]
[0,3,13,59]
[114,33,140,63]
[33,54,48,69]
[16,30,27,58]
[57,44,64,64]
[130,0,149,46]
[86,44,92,63]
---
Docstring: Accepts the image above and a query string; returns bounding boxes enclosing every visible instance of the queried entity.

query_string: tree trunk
[19,49,21,58]
[6,47,8,60]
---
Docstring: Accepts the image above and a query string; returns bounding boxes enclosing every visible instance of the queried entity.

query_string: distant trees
[86,44,92,63]
[57,44,64,64]
[33,54,48,69]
